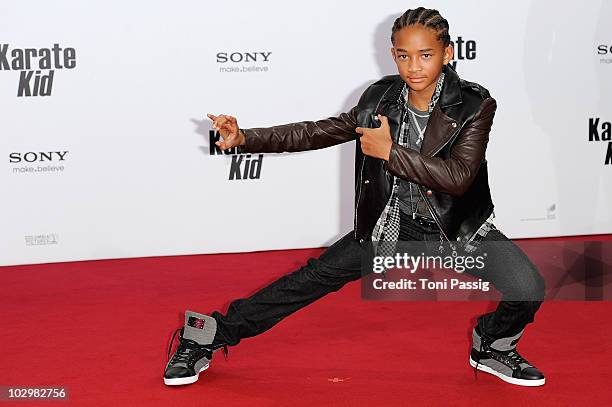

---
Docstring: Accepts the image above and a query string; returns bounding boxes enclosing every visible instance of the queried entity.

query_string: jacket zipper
[418,186,453,246]
[354,154,366,240]
[397,101,459,245]
[418,121,466,247]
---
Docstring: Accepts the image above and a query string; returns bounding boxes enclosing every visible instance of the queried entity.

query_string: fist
[207,113,246,150]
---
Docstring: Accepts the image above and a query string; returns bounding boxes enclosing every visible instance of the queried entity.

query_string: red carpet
[1,236,611,406]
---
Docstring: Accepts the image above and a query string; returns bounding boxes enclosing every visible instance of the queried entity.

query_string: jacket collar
[438,63,462,108]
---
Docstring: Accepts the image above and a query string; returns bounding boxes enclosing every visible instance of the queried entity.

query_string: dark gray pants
[211,213,545,346]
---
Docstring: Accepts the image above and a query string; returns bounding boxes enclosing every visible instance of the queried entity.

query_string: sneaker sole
[164,363,210,386]
[469,357,545,387]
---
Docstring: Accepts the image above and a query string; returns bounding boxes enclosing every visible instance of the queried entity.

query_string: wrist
[384,140,393,161]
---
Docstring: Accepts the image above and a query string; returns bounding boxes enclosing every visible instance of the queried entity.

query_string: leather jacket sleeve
[238,106,359,153]
[385,97,497,197]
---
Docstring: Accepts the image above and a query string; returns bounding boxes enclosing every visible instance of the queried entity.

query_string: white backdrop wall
[1,0,611,266]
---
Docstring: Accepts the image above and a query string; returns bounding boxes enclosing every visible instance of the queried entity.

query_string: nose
[407,57,422,73]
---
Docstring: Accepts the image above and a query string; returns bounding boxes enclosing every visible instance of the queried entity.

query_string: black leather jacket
[240,63,498,246]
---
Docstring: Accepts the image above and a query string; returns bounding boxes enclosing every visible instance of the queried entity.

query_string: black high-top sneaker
[164,310,228,386]
[470,325,545,387]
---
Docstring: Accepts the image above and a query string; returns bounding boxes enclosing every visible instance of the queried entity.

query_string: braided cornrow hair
[391,7,451,47]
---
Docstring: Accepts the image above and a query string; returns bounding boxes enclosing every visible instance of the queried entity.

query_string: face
[390,24,453,93]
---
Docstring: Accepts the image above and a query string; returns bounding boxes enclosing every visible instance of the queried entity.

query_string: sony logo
[216,52,272,63]
[597,44,612,55]
[9,151,69,163]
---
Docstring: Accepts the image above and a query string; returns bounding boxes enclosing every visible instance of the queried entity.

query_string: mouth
[407,77,426,83]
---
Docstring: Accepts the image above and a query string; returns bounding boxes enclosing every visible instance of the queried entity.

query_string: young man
[163,7,546,387]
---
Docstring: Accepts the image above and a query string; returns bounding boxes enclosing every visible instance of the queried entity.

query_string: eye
[422,53,432,59]
[398,55,408,60]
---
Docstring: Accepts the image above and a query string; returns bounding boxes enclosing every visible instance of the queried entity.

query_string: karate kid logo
[588,117,612,165]
[449,36,477,70]
[0,43,77,97]
[209,130,263,180]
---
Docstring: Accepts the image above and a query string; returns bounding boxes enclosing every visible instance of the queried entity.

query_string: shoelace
[474,338,485,378]
[498,350,529,369]
[473,327,493,379]
[167,327,229,365]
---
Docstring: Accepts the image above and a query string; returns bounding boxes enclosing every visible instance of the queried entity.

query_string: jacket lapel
[421,64,463,157]
[375,80,404,143]
[419,104,459,157]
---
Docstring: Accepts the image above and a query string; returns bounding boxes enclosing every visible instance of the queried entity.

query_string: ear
[443,44,454,65]
[390,47,396,61]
